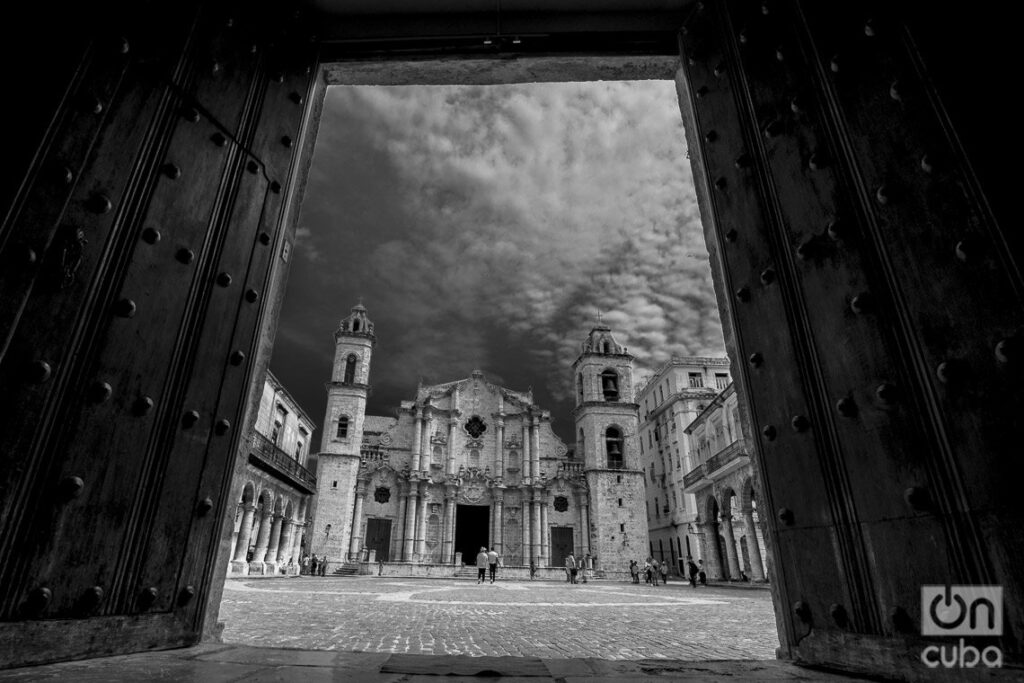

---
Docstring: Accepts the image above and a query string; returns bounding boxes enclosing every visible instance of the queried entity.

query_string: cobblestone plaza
[219,577,779,661]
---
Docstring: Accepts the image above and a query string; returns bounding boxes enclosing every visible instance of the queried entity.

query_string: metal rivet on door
[114,298,136,318]
[133,396,154,416]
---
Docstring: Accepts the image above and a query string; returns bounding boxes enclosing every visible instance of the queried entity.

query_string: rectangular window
[688,372,703,388]
[620,523,626,533]
[715,373,729,389]
[655,498,660,517]
[618,498,623,507]
[332,480,338,488]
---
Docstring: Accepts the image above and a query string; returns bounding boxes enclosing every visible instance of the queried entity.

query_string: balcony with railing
[681,439,749,492]
[249,431,317,494]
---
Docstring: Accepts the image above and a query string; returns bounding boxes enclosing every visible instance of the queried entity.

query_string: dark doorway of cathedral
[454,505,490,564]
[365,518,391,562]
[549,527,573,568]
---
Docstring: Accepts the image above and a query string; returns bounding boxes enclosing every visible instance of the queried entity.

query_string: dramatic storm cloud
[271,81,725,445]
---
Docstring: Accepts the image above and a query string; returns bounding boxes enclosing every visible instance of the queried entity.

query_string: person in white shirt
[486,548,499,583]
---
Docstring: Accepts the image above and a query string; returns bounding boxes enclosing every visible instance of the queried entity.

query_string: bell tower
[312,301,376,568]
[572,320,648,575]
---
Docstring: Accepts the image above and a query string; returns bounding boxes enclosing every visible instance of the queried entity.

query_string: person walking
[578,554,588,584]
[301,554,310,575]
[660,560,668,585]
[319,556,327,576]
[687,558,699,588]
[630,560,639,584]
[698,559,707,586]
[310,554,319,577]
[565,552,578,584]
[643,558,652,584]
[650,558,660,586]
[529,559,536,580]
[487,547,499,584]
[476,547,488,583]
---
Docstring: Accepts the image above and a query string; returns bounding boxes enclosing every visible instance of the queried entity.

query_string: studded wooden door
[0,1,317,667]
[365,518,392,562]
[677,1,1021,677]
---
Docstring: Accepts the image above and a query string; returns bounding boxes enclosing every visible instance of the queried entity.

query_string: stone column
[495,418,505,474]
[493,489,504,555]
[424,412,434,470]
[743,508,766,581]
[578,492,590,557]
[290,522,305,568]
[412,408,423,471]
[522,422,531,484]
[522,500,531,565]
[395,487,408,561]
[415,484,429,560]
[531,416,541,480]
[720,513,741,579]
[531,489,542,565]
[266,514,284,567]
[403,484,419,560]
[232,504,256,562]
[442,486,456,563]
[349,482,367,561]
[277,520,295,565]
[698,520,723,580]
[252,508,273,563]
[539,494,549,566]
[447,418,458,476]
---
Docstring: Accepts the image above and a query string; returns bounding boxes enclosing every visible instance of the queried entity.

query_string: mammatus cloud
[276,81,725,441]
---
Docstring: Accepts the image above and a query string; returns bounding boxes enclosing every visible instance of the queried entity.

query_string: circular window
[553,496,569,512]
[464,415,487,438]
[373,486,391,504]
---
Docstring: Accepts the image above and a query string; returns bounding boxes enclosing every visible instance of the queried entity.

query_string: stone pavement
[0,643,872,681]
[217,576,778,660]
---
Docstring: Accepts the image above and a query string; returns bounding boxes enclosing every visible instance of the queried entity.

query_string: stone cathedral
[312,303,648,576]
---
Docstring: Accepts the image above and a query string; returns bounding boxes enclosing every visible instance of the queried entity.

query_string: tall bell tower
[312,302,376,568]
[572,320,648,575]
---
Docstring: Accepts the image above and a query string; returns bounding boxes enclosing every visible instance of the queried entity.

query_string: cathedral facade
[311,304,648,576]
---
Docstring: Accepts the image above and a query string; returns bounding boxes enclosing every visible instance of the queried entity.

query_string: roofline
[634,355,730,400]
[266,369,319,429]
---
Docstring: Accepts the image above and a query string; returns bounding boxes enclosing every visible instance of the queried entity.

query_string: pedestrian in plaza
[301,554,310,575]
[565,552,578,584]
[319,556,328,577]
[660,560,668,585]
[378,558,385,576]
[310,554,319,576]
[578,554,588,583]
[630,560,640,584]
[698,559,707,586]
[529,559,536,580]
[643,558,652,584]
[687,558,699,588]
[651,558,661,586]
[487,547,499,584]
[476,547,488,583]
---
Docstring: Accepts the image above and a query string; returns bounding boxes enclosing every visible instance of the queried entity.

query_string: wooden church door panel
[0,2,317,667]
[679,0,1022,673]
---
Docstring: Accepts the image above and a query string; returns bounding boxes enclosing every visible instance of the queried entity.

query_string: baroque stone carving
[553,496,569,512]
[373,486,390,504]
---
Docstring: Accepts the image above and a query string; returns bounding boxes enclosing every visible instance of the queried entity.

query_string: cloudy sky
[270,80,725,446]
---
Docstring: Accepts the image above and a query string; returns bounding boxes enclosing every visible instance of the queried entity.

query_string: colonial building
[312,305,647,576]
[635,357,730,575]
[228,371,318,576]
[682,382,767,582]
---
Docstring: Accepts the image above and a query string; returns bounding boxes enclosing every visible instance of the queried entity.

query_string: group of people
[563,553,591,584]
[475,547,501,583]
[629,557,708,588]
[300,553,328,576]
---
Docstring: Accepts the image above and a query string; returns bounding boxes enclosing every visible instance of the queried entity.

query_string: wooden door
[0,1,316,667]
[365,518,392,562]
[550,527,574,569]
[678,0,1021,676]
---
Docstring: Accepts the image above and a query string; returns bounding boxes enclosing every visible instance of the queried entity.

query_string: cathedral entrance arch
[549,527,574,569]
[454,505,490,565]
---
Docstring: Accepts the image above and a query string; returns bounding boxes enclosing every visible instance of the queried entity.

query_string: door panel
[550,527,573,569]
[0,2,316,667]
[366,519,392,562]
[678,0,1022,675]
